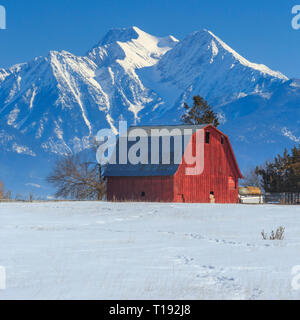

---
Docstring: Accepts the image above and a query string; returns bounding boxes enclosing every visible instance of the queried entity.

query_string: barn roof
[129,124,208,132]
[104,125,207,177]
[103,124,243,178]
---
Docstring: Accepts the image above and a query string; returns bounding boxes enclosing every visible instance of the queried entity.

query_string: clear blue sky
[0,0,300,78]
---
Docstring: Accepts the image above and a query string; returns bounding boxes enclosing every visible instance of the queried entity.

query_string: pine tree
[182,95,220,127]
[256,145,300,192]
[286,146,300,192]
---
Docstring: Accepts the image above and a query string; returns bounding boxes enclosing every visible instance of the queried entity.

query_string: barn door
[176,194,185,203]
[209,191,215,204]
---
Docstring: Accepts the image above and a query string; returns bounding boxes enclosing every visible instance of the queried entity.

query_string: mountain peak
[88,27,178,71]
[97,26,141,47]
[209,31,286,78]
[94,26,178,49]
[180,29,289,81]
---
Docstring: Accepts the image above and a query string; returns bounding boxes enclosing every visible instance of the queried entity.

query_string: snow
[152,29,288,110]
[29,87,37,110]
[115,26,178,71]
[0,68,10,83]
[281,127,300,143]
[50,52,93,135]
[41,137,72,156]
[7,107,20,126]
[1,202,300,300]
[12,143,36,156]
[210,40,219,64]
[206,30,288,80]
[25,183,41,189]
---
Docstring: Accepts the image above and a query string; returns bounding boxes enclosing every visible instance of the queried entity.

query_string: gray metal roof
[104,124,208,177]
[128,124,208,134]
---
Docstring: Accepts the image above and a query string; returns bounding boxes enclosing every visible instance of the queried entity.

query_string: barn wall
[107,176,174,202]
[174,127,239,203]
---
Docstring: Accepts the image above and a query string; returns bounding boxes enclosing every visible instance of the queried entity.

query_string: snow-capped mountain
[0,27,178,157]
[139,30,287,114]
[0,26,299,196]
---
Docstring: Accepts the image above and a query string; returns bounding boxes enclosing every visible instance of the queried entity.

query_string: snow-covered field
[1,202,300,300]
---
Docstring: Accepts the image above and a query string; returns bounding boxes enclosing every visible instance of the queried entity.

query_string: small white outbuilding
[239,187,264,204]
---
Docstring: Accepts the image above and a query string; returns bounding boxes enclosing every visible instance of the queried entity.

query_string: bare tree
[240,167,263,190]
[0,181,13,201]
[4,190,12,200]
[0,181,4,200]
[15,194,24,201]
[47,153,106,201]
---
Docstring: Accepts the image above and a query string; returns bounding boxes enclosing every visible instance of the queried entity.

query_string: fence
[265,193,300,205]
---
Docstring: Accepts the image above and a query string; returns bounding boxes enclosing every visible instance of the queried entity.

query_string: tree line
[254,146,300,193]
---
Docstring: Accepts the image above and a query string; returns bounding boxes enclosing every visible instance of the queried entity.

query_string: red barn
[104,124,243,203]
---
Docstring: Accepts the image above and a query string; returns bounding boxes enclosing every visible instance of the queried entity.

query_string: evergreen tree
[182,95,220,127]
[256,145,300,193]
[286,146,300,192]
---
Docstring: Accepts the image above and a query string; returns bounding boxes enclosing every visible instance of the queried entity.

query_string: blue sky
[0,0,300,78]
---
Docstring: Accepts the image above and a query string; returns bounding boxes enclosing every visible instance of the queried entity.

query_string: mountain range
[0,26,299,197]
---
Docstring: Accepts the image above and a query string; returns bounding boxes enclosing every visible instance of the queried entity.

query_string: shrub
[261,226,285,240]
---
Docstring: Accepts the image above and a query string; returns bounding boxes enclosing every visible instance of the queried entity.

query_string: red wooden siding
[107,176,174,202]
[174,126,240,203]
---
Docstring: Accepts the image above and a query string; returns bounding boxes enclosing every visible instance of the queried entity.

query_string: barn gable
[206,125,243,179]
[173,125,243,203]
